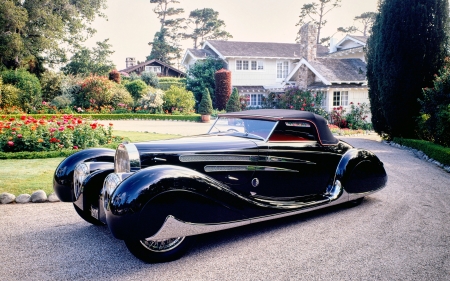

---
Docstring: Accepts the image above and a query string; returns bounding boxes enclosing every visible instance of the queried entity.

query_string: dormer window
[145,66,161,73]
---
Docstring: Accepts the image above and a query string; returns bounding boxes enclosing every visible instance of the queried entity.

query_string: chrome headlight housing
[73,163,90,200]
[102,172,132,211]
[115,143,141,173]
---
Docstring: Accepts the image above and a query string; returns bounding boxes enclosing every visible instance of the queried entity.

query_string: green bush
[0,84,21,108]
[141,71,159,88]
[125,79,148,102]
[51,94,74,109]
[345,102,371,130]
[40,71,65,102]
[393,137,450,166]
[6,113,202,122]
[1,69,42,112]
[163,85,195,114]
[226,88,241,112]
[111,84,134,107]
[198,88,213,115]
[138,87,165,113]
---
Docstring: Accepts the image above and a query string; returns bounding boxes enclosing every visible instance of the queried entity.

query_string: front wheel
[124,236,193,263]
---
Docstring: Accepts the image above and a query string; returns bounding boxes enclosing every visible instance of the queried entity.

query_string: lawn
[0,131,179,196]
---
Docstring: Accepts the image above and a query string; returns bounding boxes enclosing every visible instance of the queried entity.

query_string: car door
[249,120,341,200]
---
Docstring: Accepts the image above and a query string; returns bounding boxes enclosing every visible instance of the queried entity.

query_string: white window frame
[145,66,161,73]
[277,61,289,79]
[236,60,264,71]
[333,91,349,106]
[236,60,243,70]
[246,94,263,107]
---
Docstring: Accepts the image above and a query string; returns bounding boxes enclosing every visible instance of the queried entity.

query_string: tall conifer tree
[366,0,448,138]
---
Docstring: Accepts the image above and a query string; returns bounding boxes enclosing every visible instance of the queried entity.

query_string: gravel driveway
[0,134,449,280]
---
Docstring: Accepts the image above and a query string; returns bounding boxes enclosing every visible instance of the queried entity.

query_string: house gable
[119,59,185,77]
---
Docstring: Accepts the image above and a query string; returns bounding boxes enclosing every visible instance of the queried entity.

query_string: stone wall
[297,23,318,89]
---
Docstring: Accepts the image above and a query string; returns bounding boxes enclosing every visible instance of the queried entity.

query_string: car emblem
[251,178,259,187]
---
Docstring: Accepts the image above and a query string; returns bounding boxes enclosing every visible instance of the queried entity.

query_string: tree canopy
[296,0,341,44]
[61,40,115,76]
[366,0,449,138]
[147,0,185,64]
[0,0,107,72]
[183,8,232,49]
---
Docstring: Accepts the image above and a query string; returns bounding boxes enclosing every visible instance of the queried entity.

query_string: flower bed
[328,124,366,136]
[0,115,120,153]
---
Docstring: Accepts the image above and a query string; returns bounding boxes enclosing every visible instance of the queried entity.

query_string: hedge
[393,137,450,166]
[5,114,202,122]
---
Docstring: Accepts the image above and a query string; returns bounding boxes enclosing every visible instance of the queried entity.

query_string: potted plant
[198,89,213,122]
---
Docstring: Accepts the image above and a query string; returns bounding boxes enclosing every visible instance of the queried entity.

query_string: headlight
[115,143,140,173]
[73,163,90,200]
[102,172,132,211]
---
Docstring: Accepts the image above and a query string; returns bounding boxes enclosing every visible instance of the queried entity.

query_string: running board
[146,181,348,241]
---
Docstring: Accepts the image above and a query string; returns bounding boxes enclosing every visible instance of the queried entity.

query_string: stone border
[383,140,450,173]
[0,190,60,204]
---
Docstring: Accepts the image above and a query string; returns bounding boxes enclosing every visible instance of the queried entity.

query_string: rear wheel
[73,204,103,226]
[125,236,192,263]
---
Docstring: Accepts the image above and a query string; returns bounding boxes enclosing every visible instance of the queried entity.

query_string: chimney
[329,38,338,53]
[126,57,136,68]
[297,23,318,89]
[299,23,318,62]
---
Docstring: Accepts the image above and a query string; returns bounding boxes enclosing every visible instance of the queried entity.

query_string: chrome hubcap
[140,237,185,252]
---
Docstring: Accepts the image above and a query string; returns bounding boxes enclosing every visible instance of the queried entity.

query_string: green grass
[0,131,179,196]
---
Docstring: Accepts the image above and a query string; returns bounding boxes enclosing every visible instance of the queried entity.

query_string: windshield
[208,117,277,140]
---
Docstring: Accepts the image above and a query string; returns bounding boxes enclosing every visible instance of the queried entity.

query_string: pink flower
[73,146,78,150]
[301,107,305,111]
[17,134,22,138]
[42,101,47,105]
[7,141,14,146]
[59,126,65,131]
[77,107,82,112]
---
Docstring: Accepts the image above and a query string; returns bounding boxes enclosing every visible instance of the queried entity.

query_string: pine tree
[198,88,213,115]
[366,0,448,138]
[226,88,241,112]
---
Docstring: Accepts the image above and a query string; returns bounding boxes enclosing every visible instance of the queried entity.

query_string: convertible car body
[53,109,387,262]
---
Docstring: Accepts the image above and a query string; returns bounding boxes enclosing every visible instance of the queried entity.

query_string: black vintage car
[53,109,387,262]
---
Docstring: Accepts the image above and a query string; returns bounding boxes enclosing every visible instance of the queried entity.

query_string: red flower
[50,137,60,143]
[109,123,113,126]
[7,141,14,146]
[90,123,97,129]
[9,118,15,121]
[73,146,79,150]
[20,115,26,120]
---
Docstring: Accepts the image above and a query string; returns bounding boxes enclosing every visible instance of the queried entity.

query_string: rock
[0,193,16,204]
[48,193,60,202]
[31,190,47,203]
[16,194,31,203]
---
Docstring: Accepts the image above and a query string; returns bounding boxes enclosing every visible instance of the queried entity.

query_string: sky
[85,0,378,70]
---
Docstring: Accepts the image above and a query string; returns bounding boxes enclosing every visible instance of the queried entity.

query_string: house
[119,58,186,78]
[181,24,369,114]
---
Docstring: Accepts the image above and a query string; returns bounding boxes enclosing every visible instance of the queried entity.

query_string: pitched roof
[347,35,368,44]
[308,58,367,82]
[187,48,217,58]
[204,40,327,59]
[119,59,185,76]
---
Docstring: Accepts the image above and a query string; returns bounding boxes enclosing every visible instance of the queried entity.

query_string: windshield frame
[208,117,278,142]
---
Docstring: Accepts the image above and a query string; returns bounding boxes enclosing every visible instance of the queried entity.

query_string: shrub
[125,79,148,106]
[141,71,160,88]
[226,88,241,112]
[345,102,371,130]
[158,77,186,91]
[331,106,348,128]
[110,84,134,108]
[278,87,325,113]
[0,115,119,152]
[0,84,21,108]
[138,87,165,113]
[60,75,83,100]
[198,88,213,115]
[1,69,42,112]
[109,69,121,84]
[163,85,195,114]
[40,71,65,102]
[394,138,450,166]
[74,75,114,109]
[214,68,231,110]
[51,94,74,109]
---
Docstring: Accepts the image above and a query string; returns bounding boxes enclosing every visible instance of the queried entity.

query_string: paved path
[0,130,449,280]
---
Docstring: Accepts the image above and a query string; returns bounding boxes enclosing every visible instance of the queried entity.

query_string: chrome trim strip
[180,154,254,162]
[146,186,348,241]
[204,165,299,173]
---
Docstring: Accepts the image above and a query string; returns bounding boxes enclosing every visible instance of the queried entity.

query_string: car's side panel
[53,148,115,202]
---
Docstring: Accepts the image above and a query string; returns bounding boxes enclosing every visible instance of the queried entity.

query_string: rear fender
[334,148,387,196]
[53,148,115,202]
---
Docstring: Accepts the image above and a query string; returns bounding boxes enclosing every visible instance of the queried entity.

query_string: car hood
[133,134,260,155]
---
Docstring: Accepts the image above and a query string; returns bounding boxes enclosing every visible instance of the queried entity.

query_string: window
[236,60,264,71]
[277,61,289,78]
[236,60,243,70]
[333,91,349,106]
[243,61,249,70]
[246,94,263,107]
[145,66,161,73]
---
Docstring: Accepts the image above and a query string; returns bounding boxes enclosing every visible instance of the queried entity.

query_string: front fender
[334,148,387,195]
[105,165,248,240]
[53,148,115,202]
